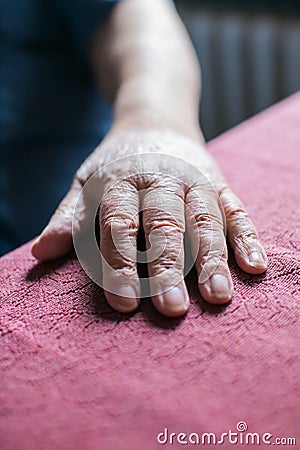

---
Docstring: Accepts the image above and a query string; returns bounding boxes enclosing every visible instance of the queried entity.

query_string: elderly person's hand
[32,0,267,316]
[32,125,267,316]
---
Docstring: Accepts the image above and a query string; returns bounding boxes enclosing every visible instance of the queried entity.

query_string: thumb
[31,179,82,261]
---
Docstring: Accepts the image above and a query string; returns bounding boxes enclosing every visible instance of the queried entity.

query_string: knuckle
[100,236,137,271]
[199,246,228,265]
[101,217,121,235]
[149,237,184,274]
[193,212,224,229]
[107,264,137,277]
[144,215,185,235]
[226,207,248,221]
[151,252,183,274]
[235,229,258,242]
[101,215,139,238]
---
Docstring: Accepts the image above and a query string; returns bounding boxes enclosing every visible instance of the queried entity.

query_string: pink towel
[0,93,299,450]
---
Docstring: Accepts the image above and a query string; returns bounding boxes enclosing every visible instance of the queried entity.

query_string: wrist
[111,76,203,144]
[111,98,204,144]
[112,114,204,146]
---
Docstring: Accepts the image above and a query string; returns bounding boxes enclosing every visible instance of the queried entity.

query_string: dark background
[175,0,300,139]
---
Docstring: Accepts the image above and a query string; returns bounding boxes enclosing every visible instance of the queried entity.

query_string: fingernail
[209,274,231,299]
[249,251,267,268]
[31,236,41,247]
[161,285,189,312]
[113,285,139,312]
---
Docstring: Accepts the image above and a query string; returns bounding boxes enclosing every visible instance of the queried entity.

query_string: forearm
[90,0,202,142]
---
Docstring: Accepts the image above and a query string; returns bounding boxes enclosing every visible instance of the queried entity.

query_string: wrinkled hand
[32,127,267,317]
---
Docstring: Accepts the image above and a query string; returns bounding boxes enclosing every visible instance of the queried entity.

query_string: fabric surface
[0,93,299,450]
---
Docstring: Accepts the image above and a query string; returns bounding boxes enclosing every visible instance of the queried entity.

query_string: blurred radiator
[179,8,300,139]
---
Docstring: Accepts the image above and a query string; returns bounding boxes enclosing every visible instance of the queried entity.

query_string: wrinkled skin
[32,127,268,317]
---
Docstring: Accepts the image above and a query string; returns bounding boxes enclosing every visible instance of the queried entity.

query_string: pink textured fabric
[0,94,299,450]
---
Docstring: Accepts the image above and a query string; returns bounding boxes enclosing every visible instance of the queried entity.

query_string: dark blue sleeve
[53,0,121,51]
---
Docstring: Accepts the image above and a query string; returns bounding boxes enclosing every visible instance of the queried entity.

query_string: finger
[31,178,82,260]
[100,181,141,313]
[186,187,233,304]
[142,184,189,317]
[220,187,268,274]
